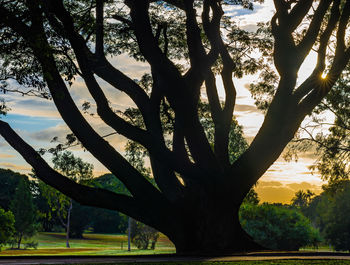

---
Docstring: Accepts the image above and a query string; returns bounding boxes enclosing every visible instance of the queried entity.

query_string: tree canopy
[0,0,349,254]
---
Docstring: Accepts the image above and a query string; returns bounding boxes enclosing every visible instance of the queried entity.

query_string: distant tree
[38,151,93,248]
[10,177,37,249]
[0,168,27,210]
[240,203,321,251]
[90,174,129,233]
[130,218,159,250]
[242,188,260,205]
[320,182,350,251]
[291,190,315,214]
[90,208,127,234]
[0,208,15,251]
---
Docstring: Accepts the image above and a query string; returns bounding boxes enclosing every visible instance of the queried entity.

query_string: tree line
[2,163,350,252]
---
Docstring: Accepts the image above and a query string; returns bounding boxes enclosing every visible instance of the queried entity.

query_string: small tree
[130,218,159,250]
[0,208,15,251]
[38,151,93,248]
[10,177,36,249]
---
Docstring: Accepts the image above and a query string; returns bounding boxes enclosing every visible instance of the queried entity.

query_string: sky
[0,0,327,204]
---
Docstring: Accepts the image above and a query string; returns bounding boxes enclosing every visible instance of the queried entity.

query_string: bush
[24,241,38,249]
[239,203,321,250]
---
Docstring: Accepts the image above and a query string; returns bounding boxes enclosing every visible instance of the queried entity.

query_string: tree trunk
[169,198,265,255]
[17,233,23,249]
[66,200,72,248]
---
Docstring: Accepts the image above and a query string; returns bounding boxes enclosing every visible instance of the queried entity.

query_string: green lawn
[0,232,175,256]
[18,260,350,265]
[118,260,350,265]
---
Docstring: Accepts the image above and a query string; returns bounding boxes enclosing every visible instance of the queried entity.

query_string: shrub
[24,241,38,249]
[240,203,321,250]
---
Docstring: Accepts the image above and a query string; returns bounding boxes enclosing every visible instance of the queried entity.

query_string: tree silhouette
[0,0,349,254]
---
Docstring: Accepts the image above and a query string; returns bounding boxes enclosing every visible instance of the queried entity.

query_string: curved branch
[0,120,145,222]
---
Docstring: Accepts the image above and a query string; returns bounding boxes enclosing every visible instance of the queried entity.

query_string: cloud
[234,104,260,113]
[0,153,15,158]
[286,182,322,193]
[5,96,60,118]
[257,181,283,187]
[256,180,322,204]
[224,0,275,26]
[256,185,295,204]
[29,123,71,142]
[0,162,31,172]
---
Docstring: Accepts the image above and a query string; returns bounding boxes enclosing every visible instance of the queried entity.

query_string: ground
[0,232,175,256]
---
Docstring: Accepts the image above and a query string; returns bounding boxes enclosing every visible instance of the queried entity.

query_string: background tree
[0,208,15,251]
[37,151,93,248]
[0,0,349,254]
[291,190,315,214]
[10,177,37,249]
[0,169,28,211]
[242,188,260,205]
[129,218,160,250]
[323,182,350,251]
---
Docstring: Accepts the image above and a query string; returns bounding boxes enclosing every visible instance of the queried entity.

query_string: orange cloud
[0,162,31,172]
[0,153,15,158]
[256,181,322,204]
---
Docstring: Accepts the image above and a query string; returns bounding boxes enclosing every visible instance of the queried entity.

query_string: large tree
[0,0,349,254]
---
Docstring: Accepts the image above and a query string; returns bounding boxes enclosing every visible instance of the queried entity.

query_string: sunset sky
[0,0,327,203]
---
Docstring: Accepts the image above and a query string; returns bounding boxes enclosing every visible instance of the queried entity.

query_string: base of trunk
[170,207,267,255]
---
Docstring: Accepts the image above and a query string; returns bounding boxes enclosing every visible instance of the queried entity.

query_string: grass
[104,259,350,265]
[0,232,175,256]
[6,260,350,265]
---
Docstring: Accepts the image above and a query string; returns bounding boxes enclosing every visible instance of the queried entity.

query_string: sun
[321,72,328,79]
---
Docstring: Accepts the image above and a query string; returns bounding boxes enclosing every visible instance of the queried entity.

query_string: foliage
[242,188,259,205]
[10,177,37,249]
[130,219,159,250]
[323,182,350,251]
[291,190,315,214]
[240,203,321,251]
[37,151,93,246]
[90,207,127,234]
[0,168,27,211]
[0,208,15,250]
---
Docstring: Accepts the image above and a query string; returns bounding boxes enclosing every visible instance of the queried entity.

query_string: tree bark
[170,203,264,255]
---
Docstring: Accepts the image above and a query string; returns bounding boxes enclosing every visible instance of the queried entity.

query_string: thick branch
[95,0,104,58]
[288,0,314,31]
[43,0,153,129]
[293,0,341,101]
[126,0,218,173]
[0,121,146,222]
[297,0,332,63]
